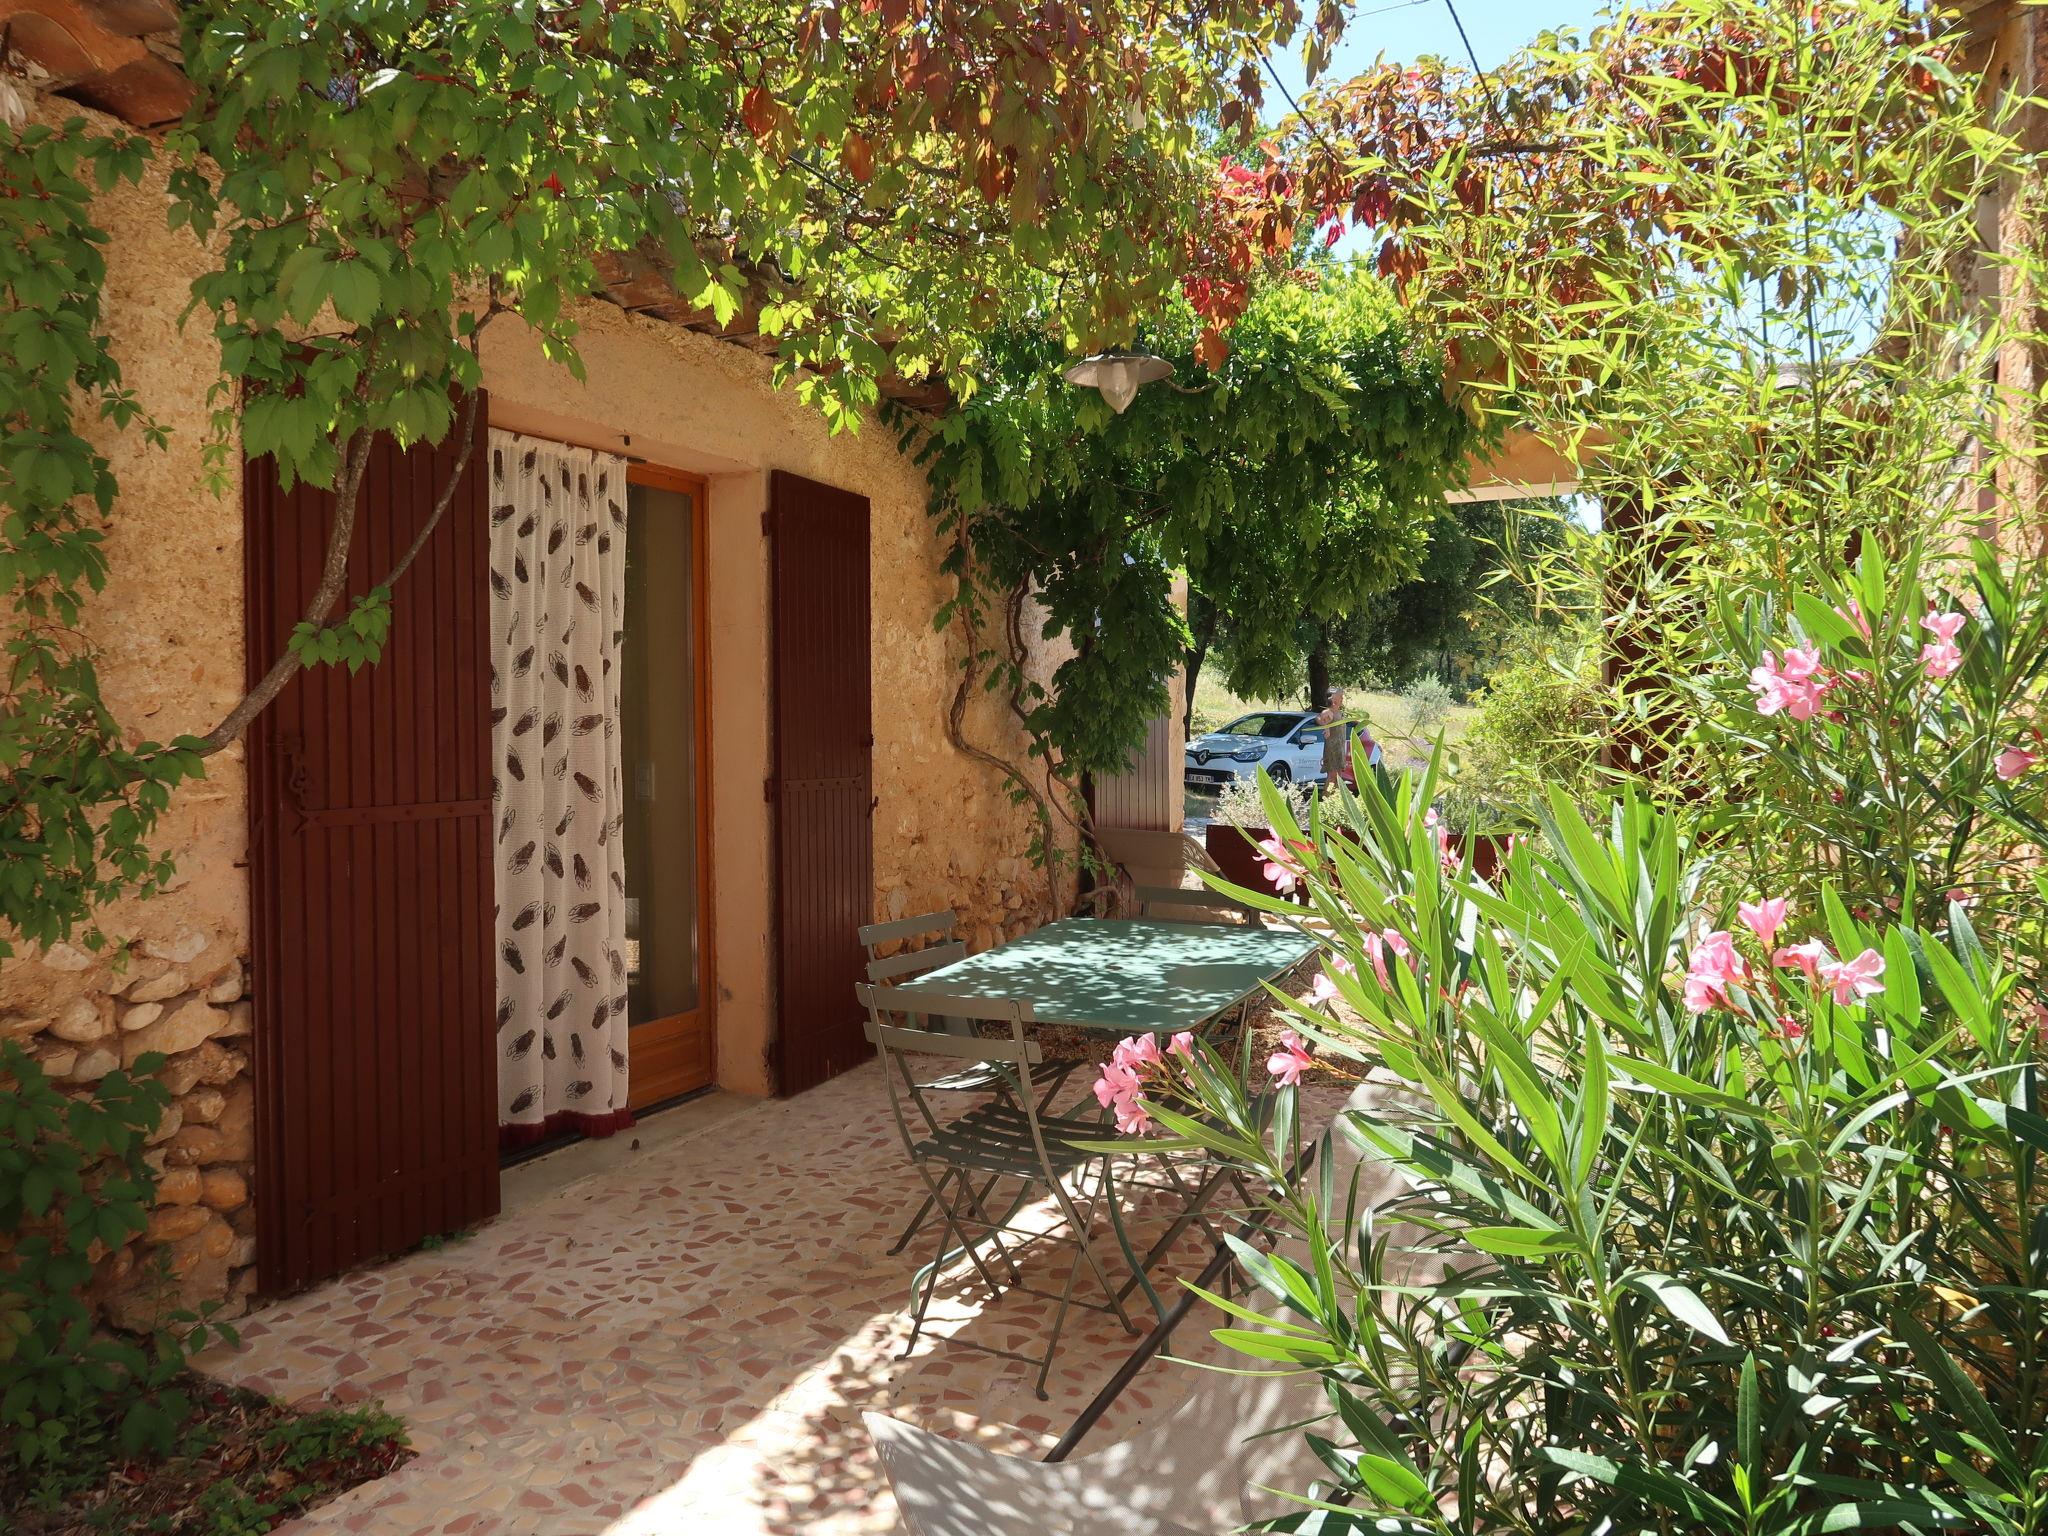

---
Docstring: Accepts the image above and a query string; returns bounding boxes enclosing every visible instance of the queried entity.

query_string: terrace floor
[195,1061,1343,1535]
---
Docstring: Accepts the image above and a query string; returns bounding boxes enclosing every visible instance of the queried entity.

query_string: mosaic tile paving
[196,1063,1350,1535]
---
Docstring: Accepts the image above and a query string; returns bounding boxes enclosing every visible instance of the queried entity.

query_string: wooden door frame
[623,460,718,1101]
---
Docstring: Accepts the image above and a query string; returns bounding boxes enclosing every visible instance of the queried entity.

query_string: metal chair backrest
[1131,885,1267,926]
[859,909,956,957]
[866,939,968,983]
[857,982,1047,1145]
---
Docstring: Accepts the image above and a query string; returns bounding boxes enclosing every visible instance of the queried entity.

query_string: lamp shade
[1061,351,1174,414]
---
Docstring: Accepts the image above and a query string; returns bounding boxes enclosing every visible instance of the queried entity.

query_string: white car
[1184,710,1351,790]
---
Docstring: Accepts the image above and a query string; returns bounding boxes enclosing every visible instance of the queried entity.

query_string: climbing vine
[899,267,1485,877]
[0,118,201,960]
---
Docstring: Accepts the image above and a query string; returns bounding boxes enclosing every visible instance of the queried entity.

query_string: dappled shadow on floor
[194,1063,1349,1536]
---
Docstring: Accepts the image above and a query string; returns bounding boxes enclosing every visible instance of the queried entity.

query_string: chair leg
[1049,1164,1139,1338]
[1035,1208,1094,1400]
[886,1186,942,1256]
[910,1159,1015,1301]
[901,1215,951,1361]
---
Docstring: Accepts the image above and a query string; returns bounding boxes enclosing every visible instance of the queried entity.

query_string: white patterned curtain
[489,430,632,1145]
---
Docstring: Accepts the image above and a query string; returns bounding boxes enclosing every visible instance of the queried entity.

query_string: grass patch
[3,1377,410,1536]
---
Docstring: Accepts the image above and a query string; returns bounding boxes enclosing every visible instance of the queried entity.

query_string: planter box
[1446,830,1511,881]
[1206,822,1294,901]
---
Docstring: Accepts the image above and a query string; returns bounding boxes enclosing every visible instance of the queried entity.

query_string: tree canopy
[908,266,1482,807]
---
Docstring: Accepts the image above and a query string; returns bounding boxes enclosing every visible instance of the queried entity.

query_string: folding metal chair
[860,982,1140,1398]
[859,912,1080,1255]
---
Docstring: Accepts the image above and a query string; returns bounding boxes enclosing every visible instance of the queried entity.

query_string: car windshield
[1219,713,1301,738]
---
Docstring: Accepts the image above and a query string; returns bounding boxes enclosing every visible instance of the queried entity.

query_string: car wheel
[1267,762,1292,785]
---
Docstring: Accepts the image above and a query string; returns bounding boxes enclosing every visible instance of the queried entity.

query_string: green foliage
[1150,762,2047,1534]
[289,587,392,675]
[5,1383,407,1535]
[0,1042,232,1464]
[5,0,1311,961]
[1448,621,1607,828]
[909,268,1480,781]
[170,0,1298,482]
[1396,674,1453,743]
[260,1401,408,1475]
[1321,498,1576,699]
[1414,0,2048,954]
[0,120,203,962]
[1096,4,2048,1530]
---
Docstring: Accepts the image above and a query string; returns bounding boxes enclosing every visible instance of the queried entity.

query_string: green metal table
[888,916,1316,1035]
[890,916,1317,1316]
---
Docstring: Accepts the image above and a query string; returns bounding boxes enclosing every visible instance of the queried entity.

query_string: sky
[1263,0,1613,104]
[1260,0,1614,260]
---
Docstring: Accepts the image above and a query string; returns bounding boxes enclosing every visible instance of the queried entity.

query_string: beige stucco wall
[482,305,1057,1094]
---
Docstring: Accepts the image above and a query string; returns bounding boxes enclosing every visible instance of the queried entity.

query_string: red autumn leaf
[742,86,776,141]
[841,133,875,182]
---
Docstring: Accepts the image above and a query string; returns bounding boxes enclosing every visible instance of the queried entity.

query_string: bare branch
[191,426,373,756]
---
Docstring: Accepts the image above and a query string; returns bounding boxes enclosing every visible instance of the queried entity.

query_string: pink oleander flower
[1257,836,1309,894]
[1112,1033,1162,1073]
[1771,1014,1807,1045]
[1361,928,1411,989]
[1683,929,1745,1014]
[1310,952,1357,1005]
[1996,745,2036,781]
[1920,611,1966,681]
[1922,610,1967,643]
[1167,1030,1196,1060]
[1749,645,1830,722]
[1093,1061,1142,1113]
[1737,897,1790,950]
[1774,937,1833,982]
[1267,1029,1314,1087]
[1835,598,1872,641]
[1817,947,1885,1007]
[1920,640,1962,681]
[1113,1096,1154,1136]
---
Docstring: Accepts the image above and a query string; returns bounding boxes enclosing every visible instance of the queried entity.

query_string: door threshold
[497,1085,715,1171]
[496,1086,753,1217]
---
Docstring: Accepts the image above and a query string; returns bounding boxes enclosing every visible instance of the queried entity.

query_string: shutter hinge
[764,775,777,803]
[761,508,773,538]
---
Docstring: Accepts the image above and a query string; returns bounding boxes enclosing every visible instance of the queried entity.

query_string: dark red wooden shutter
[245,402,498,1294]
[767,470,874,1096]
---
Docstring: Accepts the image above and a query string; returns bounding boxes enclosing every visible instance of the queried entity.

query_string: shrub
[1397,673,1454,743]
[1210,772,1312,830]
[0,1042,232,1464]
[1153,762,2046,1533]
[1445,623,1606,828]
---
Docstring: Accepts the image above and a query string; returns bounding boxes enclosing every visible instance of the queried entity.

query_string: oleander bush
[1138,757,2045,1534]
[1093,0,2048,1528]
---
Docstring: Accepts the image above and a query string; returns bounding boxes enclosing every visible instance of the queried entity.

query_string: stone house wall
[1,96,1066,1323]
[0,97,256,1325]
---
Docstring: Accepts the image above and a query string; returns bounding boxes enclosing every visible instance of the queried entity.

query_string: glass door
[619,465,714,1107]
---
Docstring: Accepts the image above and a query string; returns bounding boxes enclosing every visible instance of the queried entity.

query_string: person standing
[1317,687,1349,789]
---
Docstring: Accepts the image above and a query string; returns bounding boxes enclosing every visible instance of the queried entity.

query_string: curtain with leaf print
[490,429,632,1146]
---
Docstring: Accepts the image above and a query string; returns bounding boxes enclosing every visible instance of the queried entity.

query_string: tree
[1199,496,1573,714]
[909,266,1480,831]
[1,0,1305,958]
